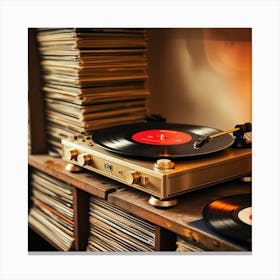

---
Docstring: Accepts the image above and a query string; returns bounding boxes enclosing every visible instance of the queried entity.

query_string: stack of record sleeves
[28,169,74,251]
[87,196,155,252]
[36,28,150,154]
[176,236,205,252]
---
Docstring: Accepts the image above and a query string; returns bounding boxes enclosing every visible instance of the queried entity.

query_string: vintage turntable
[61,120,252,207]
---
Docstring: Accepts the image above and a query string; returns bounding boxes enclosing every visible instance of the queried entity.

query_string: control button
[64,148,79,161]
[125,171,140,185]
[154,159,175,171]
[140,175,149,186]
[77,153,92,166]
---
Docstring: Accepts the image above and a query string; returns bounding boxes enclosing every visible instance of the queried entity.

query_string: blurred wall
[147,28,252,130]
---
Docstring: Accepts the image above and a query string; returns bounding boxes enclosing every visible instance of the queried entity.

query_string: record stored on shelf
[203,194,252,243]
[92,122,234,159]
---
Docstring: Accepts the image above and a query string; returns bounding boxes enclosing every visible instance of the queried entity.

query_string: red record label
[132,129,192,145]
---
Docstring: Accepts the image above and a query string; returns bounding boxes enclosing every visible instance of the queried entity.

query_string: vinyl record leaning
[92,122,234,159]
[203,194,252,243]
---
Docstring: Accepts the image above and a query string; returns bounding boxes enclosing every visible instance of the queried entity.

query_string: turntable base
[62,136,251,201]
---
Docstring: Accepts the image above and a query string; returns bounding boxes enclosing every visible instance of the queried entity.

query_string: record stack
[36,28,150,154]
[176,236,205,252]
[28,169,74,251]
[87,196,155,252]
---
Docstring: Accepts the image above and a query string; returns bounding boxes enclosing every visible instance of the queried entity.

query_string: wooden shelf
[28,153,251,251]
[28,154,128,251]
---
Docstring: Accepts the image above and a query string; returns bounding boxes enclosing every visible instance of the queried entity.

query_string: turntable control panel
[61,137,164,197]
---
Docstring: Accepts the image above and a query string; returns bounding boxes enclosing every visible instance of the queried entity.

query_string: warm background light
[148,28,252,131]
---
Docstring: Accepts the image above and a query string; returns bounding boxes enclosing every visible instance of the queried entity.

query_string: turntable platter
[92,122,234,159]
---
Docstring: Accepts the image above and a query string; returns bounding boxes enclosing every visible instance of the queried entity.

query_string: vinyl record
[92,122,234,159]
[203,194,252,243]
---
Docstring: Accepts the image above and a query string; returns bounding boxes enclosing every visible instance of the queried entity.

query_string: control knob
[64,148,79,161]
[125,171,140,185]
[77,153,92,166]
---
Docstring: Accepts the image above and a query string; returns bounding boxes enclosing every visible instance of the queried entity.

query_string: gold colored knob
[64,148,79,161]
[125,171,140,185]
[77,153,92,166]
[140,175,149,186]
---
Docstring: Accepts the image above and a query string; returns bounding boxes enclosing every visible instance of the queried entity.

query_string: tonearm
[193,122,252,149]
